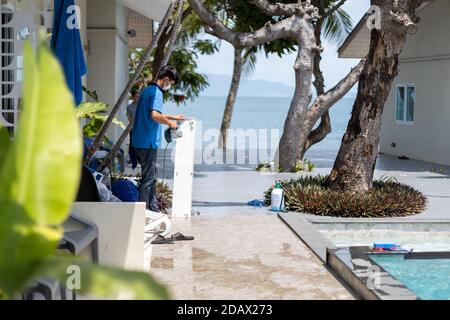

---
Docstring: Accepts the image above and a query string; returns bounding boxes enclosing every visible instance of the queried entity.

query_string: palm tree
[219,47,257,149]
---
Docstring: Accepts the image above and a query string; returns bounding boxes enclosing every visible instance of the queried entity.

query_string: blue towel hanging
[51,0,87,105]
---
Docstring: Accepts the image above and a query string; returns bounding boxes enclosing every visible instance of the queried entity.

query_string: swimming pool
[369,254,450,300]
[315,222,450,252]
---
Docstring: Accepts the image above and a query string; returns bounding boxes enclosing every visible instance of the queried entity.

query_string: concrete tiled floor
[146,153,450,299]
[150,212,353,300]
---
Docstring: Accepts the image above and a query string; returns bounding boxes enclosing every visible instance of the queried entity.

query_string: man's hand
[168,121,178,129]
[151,111,183,128]
[170,115,185,121]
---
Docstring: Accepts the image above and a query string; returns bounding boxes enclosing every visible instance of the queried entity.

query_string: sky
[195,0,370,89]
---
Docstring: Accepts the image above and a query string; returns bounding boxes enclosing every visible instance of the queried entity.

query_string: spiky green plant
[156,181,173,214]
[264,175,427,218]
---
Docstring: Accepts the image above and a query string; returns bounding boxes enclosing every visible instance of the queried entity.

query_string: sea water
[164,96,354,166]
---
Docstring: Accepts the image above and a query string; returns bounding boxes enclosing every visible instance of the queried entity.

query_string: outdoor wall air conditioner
[0,0,53,137]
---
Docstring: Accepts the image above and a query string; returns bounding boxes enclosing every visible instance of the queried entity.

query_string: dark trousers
[134,147,159,212]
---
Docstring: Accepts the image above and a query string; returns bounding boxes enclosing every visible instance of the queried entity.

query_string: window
[396,84,415,124]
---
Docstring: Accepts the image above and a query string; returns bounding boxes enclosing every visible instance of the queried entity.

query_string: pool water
[316,223,450,252]
[369,254,450,300]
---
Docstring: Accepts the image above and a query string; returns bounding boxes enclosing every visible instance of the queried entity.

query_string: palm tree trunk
[219,47,242,150]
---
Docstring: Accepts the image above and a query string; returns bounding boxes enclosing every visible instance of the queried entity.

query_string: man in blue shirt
[131,66,184,212]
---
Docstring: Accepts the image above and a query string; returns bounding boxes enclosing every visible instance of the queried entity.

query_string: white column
[86,0,129,142]
[171,119,197,218]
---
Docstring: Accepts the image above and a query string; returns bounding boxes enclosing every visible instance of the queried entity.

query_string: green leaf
[76,102,108,118]
[323,6,353,46]
[193,39,219,55]
[0,41,82,226]
[91,114,126,129]
[40,255,170,300]
[0,126,11,168]
[0,205,61,296]
[82,118,104,138]
[78,102,126,135]
[82,86,99,101]
[0,41,82,296]
[0,40,170,300]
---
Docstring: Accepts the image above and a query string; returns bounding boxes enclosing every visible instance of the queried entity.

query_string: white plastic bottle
[271,181,284,212]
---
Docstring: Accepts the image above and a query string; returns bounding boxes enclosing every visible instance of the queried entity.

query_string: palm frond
[242,48,257,76]
[323,7,353,46]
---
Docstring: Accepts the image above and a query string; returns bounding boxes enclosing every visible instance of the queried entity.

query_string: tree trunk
[278,23,317,171]
[301,19,332,159]
[219,47,243,150]
[152,27,171,79]
[327,0,425,192]
[153,0,185,79]
[186,0,364,171]
[326,36,402,191]
[327,31,396,191]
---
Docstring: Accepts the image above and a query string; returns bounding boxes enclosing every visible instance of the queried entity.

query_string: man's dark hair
[157,66,179,84]
[130,87,139,98]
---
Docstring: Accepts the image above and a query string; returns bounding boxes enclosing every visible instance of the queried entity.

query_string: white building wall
[380,0,450,165]
[86,0,129,142]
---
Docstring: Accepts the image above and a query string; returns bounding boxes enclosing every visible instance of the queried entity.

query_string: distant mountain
[202,73,295,97]
[202,73,357,98]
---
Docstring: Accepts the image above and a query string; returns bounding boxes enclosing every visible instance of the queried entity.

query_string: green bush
[264,175,427,217]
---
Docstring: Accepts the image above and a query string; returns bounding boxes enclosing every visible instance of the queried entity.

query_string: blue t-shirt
[131,84,164,149]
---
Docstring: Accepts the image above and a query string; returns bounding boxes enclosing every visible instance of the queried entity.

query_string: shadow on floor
[192,201,247,207]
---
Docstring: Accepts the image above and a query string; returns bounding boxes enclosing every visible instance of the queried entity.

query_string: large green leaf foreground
[0,41,168,299]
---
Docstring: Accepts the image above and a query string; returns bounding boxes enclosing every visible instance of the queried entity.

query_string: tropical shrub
[264,175,426,217]
[76,101,125,140]
[0,40,168,300]
[293,159,315,173]
[156,181,173,214]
